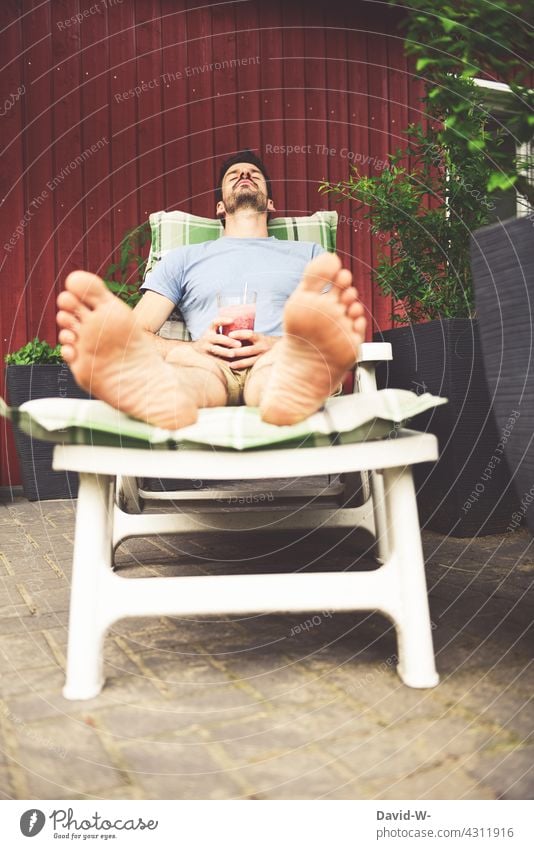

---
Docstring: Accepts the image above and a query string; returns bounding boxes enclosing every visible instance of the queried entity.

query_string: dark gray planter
[5,364,89,501]
[374,319,518,536]
[471,215,534,535]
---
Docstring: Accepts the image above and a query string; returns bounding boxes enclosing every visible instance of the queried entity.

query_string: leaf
[487,172,518,192]
[460,67,478,78]
[416,58,435,72]
[440,17,458,33]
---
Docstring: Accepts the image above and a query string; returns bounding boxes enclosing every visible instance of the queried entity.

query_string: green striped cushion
[1,391,447,452]
[145,210,338,276]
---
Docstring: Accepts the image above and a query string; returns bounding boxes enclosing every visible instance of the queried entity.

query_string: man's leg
[245,253,366,423]
[242,348,276,406]
[56,254,365,429]
[163,344,229,407]
[57,271,229,429]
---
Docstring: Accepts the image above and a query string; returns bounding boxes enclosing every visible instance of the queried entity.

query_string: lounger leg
[116,475,142,514]
[370,470,388,564]
[383,465,439,688]
[63,472,114,700]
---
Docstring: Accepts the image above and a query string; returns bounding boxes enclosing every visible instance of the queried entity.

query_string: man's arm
[133,289,280,366]
[132,290,190,355]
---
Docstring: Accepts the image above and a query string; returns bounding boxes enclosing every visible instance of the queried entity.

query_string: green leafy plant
[321,0,533,325]
[321,105,492,323]
[5,337,63,365]
[391,0,534,208]
[103,221,151,307]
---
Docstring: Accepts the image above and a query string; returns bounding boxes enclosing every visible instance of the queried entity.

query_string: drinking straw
[243,280,248,303]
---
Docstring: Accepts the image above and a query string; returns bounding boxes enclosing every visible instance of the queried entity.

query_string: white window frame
[473,77,533,216]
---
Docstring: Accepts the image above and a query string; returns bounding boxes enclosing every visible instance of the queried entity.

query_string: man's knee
[243,355,275,406]
[166,345,220,372]
[166,344,228,389]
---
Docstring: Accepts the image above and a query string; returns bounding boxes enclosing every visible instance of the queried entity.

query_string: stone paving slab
[462,746,534,800]
[0,495,532,800]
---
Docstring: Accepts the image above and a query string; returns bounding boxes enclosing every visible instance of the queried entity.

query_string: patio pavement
[0,494,532,801]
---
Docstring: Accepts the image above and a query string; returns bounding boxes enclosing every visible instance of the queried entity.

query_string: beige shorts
[216,362,254,405]
[216,361,344,407]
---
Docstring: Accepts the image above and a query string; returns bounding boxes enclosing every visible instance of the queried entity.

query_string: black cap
[215,149,273,205]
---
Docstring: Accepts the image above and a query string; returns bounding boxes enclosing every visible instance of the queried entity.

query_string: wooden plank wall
[1,0,423,487]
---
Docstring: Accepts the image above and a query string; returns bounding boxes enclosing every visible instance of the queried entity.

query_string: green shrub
[103,221,151,307]
[320,107,492,324]
[5,338,63,365]
[321,0,533,325]
[391,0,534,208]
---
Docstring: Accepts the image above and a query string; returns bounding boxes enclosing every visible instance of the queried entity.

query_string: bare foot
[56,271,198,429]
[259,253,366,425]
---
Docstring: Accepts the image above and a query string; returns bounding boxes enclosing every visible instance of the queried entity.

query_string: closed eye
[228,169,261,182]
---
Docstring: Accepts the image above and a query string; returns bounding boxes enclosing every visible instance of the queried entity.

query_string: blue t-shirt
[140,236,326,339]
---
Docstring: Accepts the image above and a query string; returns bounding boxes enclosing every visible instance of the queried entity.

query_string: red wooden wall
[1,0,425,487]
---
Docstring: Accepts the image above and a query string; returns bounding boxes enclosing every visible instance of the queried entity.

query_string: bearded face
[220,164,270,216]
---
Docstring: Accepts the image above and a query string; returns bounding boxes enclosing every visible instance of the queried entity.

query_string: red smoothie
[217,304,256,345]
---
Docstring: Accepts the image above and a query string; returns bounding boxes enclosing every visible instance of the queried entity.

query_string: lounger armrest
[354,343,392,394]
[357,342,392,364]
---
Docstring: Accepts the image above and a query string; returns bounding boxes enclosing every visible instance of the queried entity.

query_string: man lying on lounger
[56,150,367,430]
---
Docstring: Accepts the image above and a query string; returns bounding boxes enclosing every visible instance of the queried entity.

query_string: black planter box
[471,216,534,535]
[5,364,89,501]
[374,319,518,536]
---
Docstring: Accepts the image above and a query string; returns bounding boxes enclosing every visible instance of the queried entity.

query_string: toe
[57,290,81,312]
[333,268,353,291]
[58,328,77,345]
[65,270,111,308]
[300,253,342,292]
[57,309,82,331]
[353,315,367,339]
[60,344,76,363]
[347,300,365,318]
[340,287,357,307]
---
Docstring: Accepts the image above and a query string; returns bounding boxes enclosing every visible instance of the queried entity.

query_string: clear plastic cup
[216,291,257,345]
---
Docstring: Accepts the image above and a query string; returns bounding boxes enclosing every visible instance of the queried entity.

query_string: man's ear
[216,200,226,218]
[267,198,276,212]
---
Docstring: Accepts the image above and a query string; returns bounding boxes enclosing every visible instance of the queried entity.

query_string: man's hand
[191,317,244,359]
[192,318,279,369]
[224,330,279,369]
